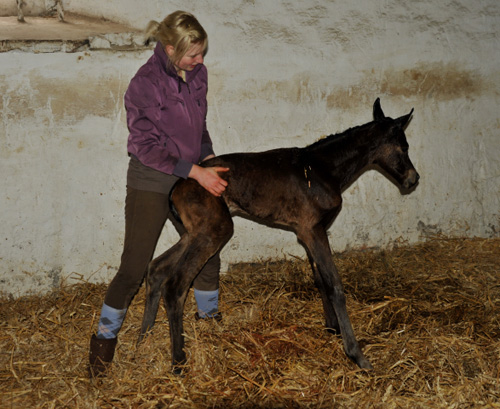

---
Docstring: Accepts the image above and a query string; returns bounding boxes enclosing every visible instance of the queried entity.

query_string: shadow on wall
[326,62,486,110]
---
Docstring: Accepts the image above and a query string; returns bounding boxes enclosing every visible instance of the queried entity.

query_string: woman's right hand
[188,164,229,197]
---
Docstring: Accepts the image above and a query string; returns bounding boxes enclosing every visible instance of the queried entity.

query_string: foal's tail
[137,266,163,344]
[168,180,183,225]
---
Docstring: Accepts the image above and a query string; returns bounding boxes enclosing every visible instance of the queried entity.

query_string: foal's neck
[305,121,378,189]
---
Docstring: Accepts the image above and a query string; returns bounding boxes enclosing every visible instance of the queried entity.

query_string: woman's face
[167,43,205,73]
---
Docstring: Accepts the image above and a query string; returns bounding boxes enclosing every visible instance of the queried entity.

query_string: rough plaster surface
[0,14,137,41]
[0,0,499,296]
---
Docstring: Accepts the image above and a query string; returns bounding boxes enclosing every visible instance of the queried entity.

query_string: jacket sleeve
[125,75,190,177]
[199,124,215,161]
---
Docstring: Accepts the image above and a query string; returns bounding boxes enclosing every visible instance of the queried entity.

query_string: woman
[89,10,228,377]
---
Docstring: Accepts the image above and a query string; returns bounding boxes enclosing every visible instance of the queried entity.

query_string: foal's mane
[305,120,376,152]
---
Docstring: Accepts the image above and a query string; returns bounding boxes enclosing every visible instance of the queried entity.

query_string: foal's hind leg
[156,182,233,372]
[140,228,231,372]
[138,236,191,344]
[298,226,372,370]
[161,235,227,372]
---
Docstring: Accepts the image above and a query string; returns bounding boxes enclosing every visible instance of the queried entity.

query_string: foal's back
[200,147,338,227]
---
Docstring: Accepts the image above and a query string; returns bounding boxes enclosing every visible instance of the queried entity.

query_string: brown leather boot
[88,334,117,378]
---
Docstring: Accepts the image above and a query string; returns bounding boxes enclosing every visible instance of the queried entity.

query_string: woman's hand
[189,164,229,197]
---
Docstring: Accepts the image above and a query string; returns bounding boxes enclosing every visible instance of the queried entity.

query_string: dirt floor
[1,236,499,408]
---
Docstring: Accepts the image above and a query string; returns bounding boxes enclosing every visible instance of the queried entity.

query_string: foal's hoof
[137,327,154,346]
[325,326,340,336]
[172,367,183,376]
[352,354,373,370]
[172,364,187,377]
[359,360,373,370]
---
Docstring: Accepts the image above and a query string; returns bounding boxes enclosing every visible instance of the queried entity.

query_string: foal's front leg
[307,255,340,334]
[299,227,372,370]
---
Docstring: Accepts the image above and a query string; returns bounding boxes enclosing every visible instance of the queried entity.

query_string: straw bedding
[1,236,499,408]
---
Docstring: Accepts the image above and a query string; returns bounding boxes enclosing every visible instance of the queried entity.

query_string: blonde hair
[145,11,208,66]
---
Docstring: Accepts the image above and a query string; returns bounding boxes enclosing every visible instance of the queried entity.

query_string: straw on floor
[1,236,499,408]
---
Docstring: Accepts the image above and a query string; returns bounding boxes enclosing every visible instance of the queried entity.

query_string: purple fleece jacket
[125,42,214,179]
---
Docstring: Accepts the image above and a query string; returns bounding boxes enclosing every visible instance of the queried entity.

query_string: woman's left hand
[188,164,229,197]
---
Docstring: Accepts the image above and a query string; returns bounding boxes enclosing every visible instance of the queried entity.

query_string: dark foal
[139,98,419,372]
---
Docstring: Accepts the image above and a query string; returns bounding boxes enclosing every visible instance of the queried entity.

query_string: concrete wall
[1,0,499,296]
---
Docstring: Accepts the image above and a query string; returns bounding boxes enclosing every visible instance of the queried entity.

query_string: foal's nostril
[403,169,419,189]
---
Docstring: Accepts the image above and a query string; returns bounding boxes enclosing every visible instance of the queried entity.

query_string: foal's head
[371,98,420,191]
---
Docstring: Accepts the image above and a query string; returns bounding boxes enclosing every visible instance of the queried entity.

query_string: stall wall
[1,0,499,296]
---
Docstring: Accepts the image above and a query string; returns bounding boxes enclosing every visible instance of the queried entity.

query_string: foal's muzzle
[403,169,420,190]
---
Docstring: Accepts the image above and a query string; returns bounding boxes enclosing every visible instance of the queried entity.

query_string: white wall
[0,0,63,16]
[1,0,499,296]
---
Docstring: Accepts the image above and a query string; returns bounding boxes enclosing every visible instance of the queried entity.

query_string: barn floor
[1,237,499,408]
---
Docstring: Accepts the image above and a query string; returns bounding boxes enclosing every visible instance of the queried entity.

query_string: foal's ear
[373,98,385,121]
[396,108,414,128]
